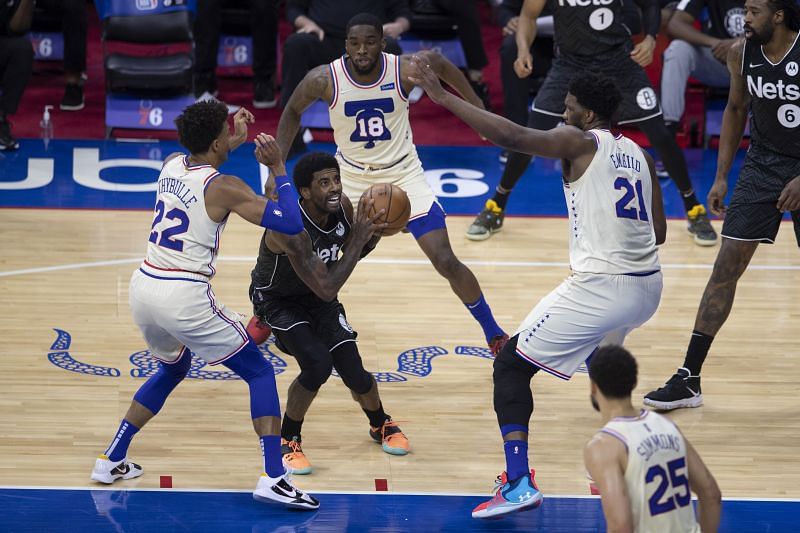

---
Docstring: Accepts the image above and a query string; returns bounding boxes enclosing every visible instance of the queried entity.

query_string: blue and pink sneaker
[472,469,543,519]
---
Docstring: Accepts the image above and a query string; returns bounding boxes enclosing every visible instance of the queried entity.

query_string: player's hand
[777,175,800,212]
[711,39,735,64]
[352,197,388,245]
[513,52,533,78]
[254,133,287,188]
[707,178,729,217]
[231,107,255,149]
[383,21,405,39]
[503,16,519,37]
[408,55,448,103]
[297,19,324,40]
[630,35,656,67]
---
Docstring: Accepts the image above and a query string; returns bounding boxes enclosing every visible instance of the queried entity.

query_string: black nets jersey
[549,0,632,57]
[742,35,800,158]
[251,202,352,298]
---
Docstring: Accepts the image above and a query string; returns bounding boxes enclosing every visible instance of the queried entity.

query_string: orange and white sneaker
[281,437,312,475]
[369,419,410,456]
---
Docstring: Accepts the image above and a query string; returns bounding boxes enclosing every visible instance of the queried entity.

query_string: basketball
[360,184,411,236]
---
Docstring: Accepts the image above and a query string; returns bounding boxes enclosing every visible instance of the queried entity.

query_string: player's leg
[645,155,790,409]
[472,334,543,519]
[409,203,508,353]
[466,60,568,241]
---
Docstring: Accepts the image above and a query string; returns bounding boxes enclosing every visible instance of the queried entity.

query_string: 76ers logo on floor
[345,98,393,148]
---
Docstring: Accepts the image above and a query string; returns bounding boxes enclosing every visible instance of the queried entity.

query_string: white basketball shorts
[514,271,663,379]
[129,268,249,365]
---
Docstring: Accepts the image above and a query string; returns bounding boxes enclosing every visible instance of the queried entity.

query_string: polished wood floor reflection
[1,208,798,498]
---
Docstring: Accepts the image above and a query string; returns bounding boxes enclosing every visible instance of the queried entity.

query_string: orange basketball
[360,183,411,236]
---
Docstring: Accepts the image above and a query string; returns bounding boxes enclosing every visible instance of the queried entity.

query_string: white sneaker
[253,472,319,510]
[90,455,143,484]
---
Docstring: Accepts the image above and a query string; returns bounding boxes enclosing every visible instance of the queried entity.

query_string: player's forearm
[515,15,538,55]
[697,494,722,532]
[9,0,35,34]
[277,109,303,160]
[316,253,362,301]
[433,55,484,108]
[715,104,748,181]
[639,0,661,38]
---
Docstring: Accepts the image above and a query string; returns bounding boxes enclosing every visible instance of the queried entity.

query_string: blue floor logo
[47,328,496,382]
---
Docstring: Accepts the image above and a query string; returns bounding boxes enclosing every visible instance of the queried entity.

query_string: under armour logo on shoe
[519,491,532,502]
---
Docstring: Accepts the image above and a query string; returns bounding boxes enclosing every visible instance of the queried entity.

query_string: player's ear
[299,186,312,200]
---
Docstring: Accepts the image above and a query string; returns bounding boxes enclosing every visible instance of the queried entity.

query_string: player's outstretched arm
[408,56,592,161]
[276,65,333,159]
[684,437,722,532]
[711,40,751,216]
[229,108,255,152]
[642,150,667,245]
[268,199,385,302]
[403,51,484,109]
[584,434,635,533]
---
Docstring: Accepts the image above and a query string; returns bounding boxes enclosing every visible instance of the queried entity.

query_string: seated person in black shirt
[0,0,34,150]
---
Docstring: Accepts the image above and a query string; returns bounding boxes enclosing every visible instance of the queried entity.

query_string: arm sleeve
[634,0,662,37]
[261,175,304,234]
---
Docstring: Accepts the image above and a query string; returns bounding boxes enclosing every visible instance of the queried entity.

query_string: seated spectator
[281,0,411,156]
[194,0,280,109]
[660,0,745,133]
[35,0,88,111]
[0,0,35,150]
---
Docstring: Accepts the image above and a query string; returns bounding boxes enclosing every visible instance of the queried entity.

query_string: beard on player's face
[745,21,774,43]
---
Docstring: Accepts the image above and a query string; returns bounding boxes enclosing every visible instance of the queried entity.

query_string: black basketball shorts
[252,291,357,351]
[531,49,662,125]
[721,144,800,245]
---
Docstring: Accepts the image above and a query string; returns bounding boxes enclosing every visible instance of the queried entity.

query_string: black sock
[281,415,303,441]
[683,330,714,375]
[681,189,700,212]
[492,186,511,210]
[363,403,389,429]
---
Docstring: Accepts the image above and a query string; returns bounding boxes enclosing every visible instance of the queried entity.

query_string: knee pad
[493,338,537,428]
[222,341,280,419]
[134,348,191,414]
[333,342,373,395]
[297,358,334,393]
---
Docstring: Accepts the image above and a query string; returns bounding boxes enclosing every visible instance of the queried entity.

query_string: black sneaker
[253,81,277,109]
[686,204,718,247]
[469,79,491,111]
[60,83,85,111]
[466,199,505,241]
[643,367,703,410]
[0,118,19,151]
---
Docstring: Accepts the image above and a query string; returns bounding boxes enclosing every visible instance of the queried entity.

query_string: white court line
[1,256,799,278]
[0,484,798,502]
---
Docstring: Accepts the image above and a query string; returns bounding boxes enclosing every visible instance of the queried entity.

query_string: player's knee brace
[133,347,192,415]
[297,357,334,392]
[332,342,373,395]
[222,340,280,419]
[493,336,538,428]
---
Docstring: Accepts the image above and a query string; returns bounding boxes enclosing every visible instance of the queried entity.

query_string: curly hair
[174,100,229,155]
[768,0,800,32]
[568,72,623,122]
[293,152,340,190]
[588,345,638,399]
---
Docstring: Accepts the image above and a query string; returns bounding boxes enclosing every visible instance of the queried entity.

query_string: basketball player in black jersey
[467,0,718,247]
[645,0,800,410]
[248,152,410,474]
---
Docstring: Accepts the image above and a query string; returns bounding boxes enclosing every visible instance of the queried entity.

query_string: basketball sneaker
[253,472,319,510]
[643,367,703,410]
[281,437,312,475]
[686,205,718,246]
[466,200,505,241]
[489,333,509,357]
[246,315,272,345]
[472,469,543,519]
[90,455,144,484]
[369,419,410,455]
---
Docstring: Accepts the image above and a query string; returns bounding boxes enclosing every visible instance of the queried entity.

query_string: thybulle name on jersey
[158,176,199,209]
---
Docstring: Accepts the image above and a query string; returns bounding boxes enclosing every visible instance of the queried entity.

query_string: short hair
[346,13,383,37]
[568,72,622,122]
[293,152,340,190]
[588,345,638,399]
[768,0,800,31]
[174,100,229,155]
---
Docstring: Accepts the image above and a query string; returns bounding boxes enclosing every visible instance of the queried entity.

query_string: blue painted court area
[0,139,746,219]
[0,488,796,532]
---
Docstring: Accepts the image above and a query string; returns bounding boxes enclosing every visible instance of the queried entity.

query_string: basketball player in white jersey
[411,63,667,518]
[586,345,721,532]
[90,101,319,511]
[267,13,509,356]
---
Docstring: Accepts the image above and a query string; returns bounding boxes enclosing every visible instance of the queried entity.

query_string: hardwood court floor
[0,209,798,498]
